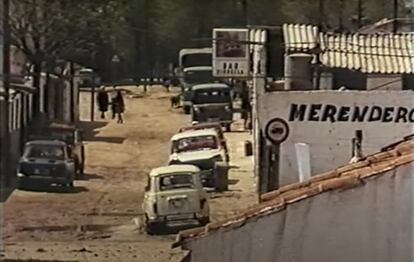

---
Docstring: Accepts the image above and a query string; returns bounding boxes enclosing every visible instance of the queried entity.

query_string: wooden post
[90,81,95,122]
[1,0,11,189]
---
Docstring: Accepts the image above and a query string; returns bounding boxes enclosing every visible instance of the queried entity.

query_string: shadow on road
[19,224,114,233]
[85,136,126,144]
[76,173,103,181]
[17,184,89,194]
[78,121,108,140]
[1,259,78,262]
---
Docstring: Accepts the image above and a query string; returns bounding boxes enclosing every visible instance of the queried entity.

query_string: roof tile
[174,137,414,248]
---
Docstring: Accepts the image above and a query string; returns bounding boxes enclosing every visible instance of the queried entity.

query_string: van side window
[145,176,151,191]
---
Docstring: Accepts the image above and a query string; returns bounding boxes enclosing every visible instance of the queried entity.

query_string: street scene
[1,0,414,262]
[2,86,256,261]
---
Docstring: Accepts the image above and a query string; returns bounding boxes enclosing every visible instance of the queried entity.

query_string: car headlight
[194,107,200,112]
[184,87,190,92]
[17,172,26,177]
[225,105,231,111]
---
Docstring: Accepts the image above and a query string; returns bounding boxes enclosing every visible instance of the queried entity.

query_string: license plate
[170,199,184,208]
[167,214,194,220]
[34,169,50,175]
[208,118,220,122]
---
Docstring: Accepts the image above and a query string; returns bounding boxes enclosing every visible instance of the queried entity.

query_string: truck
[178,48,212,70]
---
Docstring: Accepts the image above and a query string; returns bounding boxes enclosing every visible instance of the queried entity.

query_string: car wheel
[184,106,191,114]
[225,124,231,132]
[199,217,210,226]
[146,222,162,235]
[68,181,74,187]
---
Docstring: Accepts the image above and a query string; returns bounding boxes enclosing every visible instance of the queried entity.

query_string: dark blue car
[17,140,76,188]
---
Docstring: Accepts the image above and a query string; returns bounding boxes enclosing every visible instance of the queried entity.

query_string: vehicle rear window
[159,174,194,191]
[193,89,231,104]
[24,145,65,160]
[184,70,214,85]
[173,135,218,153]
[182,54,211,68]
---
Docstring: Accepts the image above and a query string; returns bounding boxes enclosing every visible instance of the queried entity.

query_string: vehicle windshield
[159,173,195,191]
[193,89,231,104]
[23,144,65,160]
[184,70,215,85]
[181,54,211,68]
[48,131,74,144]
[173,135,218,153]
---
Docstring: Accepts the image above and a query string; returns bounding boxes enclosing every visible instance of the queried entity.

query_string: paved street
[1,86,256,261]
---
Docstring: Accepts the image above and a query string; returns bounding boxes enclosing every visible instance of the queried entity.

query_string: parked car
[168,129,228,188]
[16,140,76,188]
[142,165,210,234]
[190,83,233,131]
[29,122,85,177]
[178,122,229,162]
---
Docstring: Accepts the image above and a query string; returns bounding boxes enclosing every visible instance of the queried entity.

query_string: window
[24,145,65,160]
[145,176,151,191]
[184,71,215,85]
[172,135,218,153]
[193,89,231,104]
[159,174,194,191]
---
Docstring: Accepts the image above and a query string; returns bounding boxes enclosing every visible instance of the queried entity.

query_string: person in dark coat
[97,87,109,119]
[240,82,251,130]
[111,90,125,123]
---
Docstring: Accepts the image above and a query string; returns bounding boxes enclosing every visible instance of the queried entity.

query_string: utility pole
[393,0,399,33]
[318,0,325,29]
[338,0,344,32]
[241,0,248,26]
[1,0,11,191]
[357,0,363,28]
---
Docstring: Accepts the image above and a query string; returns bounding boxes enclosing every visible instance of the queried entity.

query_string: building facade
[174,137,414,262]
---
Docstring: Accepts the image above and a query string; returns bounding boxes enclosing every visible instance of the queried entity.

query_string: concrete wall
[367,74,403,90]
[331,68,366,90]
[186,163,414,262]
[257,90,414,186]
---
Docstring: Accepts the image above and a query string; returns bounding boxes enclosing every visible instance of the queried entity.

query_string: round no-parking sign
[265,118,289,144]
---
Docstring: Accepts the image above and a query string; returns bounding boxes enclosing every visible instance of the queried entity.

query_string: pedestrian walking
[240,82,251,130]
[97,86,109,119]
[111,90,125,124]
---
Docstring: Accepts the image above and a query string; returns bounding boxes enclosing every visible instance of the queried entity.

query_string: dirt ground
[1,86,256,262]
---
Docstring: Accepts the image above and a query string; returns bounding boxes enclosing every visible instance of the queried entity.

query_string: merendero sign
[289,103,414,123]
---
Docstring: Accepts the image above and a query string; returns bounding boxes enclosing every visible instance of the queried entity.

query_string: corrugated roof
[173,135,414,248]
[320,33,414,74]
[283,24,320,52]
[283,23,414,74]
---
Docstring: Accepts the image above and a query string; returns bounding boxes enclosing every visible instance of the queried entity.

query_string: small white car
[168,129,228,187]
[142,165,210,234]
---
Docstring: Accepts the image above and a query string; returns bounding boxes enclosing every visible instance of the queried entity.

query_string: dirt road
[1,86,256,261]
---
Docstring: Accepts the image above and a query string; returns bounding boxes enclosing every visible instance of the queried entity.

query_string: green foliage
[9,0,409,78]
[10,0,122,67]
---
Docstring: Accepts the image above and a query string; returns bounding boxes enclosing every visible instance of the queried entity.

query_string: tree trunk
[32,61,42,116]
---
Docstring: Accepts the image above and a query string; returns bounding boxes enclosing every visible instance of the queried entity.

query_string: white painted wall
[258,90,414,186]
[186,163,414,262]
